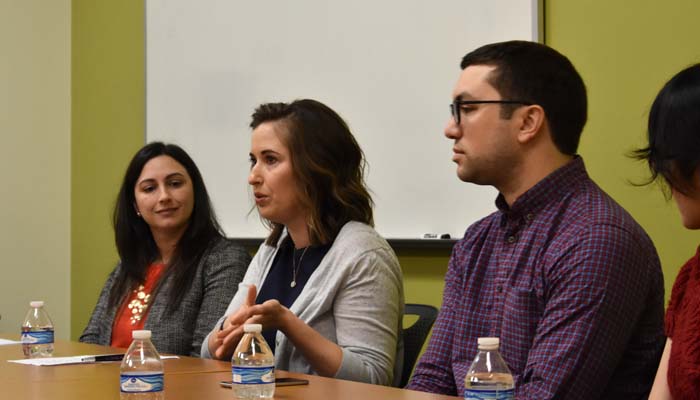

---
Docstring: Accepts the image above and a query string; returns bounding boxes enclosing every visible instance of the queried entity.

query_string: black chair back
[400,303,438,387]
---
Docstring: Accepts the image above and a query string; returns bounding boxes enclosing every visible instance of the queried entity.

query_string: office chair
[400,303,439,388]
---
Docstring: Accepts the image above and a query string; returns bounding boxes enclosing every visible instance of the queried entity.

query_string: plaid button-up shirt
[408,157,665,399]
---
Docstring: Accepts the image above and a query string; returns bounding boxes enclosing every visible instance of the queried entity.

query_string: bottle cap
[30,301,44,308]
[477,337,500,349]
[132,330,152,340]
[243,324,262,333]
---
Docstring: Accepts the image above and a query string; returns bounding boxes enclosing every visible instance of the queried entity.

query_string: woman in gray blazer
[80,142,250,356]
[203,99,404,386]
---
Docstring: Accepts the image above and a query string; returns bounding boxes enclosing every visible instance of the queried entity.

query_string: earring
[136,211,142,217]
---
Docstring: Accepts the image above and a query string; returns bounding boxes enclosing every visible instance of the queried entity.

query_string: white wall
[0,0,71,338]
[146,0,539,240]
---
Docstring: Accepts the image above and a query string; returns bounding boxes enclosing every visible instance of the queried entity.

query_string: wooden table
[1,337,460,400]
[0,338,229,383]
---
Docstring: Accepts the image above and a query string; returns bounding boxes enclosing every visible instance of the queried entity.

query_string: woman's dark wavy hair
[250,99,374,246]
[109,142,223,313]
[632,63,700,197]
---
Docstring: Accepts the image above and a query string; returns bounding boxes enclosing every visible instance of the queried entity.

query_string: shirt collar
[495,156,588,220]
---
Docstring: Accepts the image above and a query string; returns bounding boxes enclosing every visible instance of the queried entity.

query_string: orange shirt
[110,263,166,349]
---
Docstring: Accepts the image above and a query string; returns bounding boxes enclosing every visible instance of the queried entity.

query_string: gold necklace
[291,247,309,288]
[127,285,152,325]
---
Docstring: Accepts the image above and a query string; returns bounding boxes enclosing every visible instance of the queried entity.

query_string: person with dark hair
[407,41,665,398]
[202,99,404,386]
[634,64,700,400]
[80,142,250,356]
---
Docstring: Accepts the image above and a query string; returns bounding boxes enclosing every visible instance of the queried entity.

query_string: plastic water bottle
[464,337,514,400]
[119,330,164,400]
[231,323,275,399]
[21,301,54,358]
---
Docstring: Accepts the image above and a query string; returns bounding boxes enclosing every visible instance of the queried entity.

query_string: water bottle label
[120,373,164,393]
[464,388,514,400]
[20,330,54,345]
[232,365,275,384]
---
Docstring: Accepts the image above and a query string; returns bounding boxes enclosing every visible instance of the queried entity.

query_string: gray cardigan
[202,221,404,386]
[80,237,250,357]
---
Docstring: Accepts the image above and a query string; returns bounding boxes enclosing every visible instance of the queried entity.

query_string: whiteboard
[146,0,541,239]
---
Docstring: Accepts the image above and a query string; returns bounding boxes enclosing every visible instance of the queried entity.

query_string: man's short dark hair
[461,40,587,155]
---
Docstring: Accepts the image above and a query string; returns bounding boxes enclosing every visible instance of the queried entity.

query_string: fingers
[214,342,231,360]
[246,304,263,315]
[224,325,244,343]
[245,301,290,331]
[213,285,258,360]
[263,299,280,308]
[208,331,223,358]
[245,284,257,306]
[248,299,280,314]
[222,297,256,331]
[213,334,231,360]
[232,305,252,324]
[216,324,237,339]
[220,313,236,331]
[215,326,244,360]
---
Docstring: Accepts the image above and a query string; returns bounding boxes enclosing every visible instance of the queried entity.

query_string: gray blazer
[203,222,404,386]
[80,237,250,357]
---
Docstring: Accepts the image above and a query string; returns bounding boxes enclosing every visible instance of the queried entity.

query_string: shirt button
[526,213,534,222]
[507,235,516,243]
[496,286,503,293]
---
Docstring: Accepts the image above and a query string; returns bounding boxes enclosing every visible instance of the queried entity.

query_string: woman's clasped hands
[211,284,293,360]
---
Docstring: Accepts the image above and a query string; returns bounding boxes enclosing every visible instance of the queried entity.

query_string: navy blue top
[256,237,331,354]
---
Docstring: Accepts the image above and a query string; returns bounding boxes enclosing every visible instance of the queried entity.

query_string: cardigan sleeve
[201,242,268,358]
[190,238,251,357]
[79,265,121,345]
[332,247,403,386]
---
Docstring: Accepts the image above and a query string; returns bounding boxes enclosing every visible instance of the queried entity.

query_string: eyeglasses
[449,100,532,124]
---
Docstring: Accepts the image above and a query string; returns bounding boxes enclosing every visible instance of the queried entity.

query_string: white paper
[8,355,179,366]
[0,338,22,346]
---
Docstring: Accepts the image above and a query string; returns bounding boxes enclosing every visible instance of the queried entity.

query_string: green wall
[71,1,145,338]
[1,0,71,337]
[547,0,700,300]
[71,1,700,338]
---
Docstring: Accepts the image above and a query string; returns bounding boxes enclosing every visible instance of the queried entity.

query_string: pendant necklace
[291,246,309,288]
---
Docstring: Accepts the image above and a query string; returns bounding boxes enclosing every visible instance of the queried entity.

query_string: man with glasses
[407,41,664,399]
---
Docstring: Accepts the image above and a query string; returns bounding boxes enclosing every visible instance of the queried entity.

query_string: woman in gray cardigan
[203,100,404,386]
[80,142,250,356]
